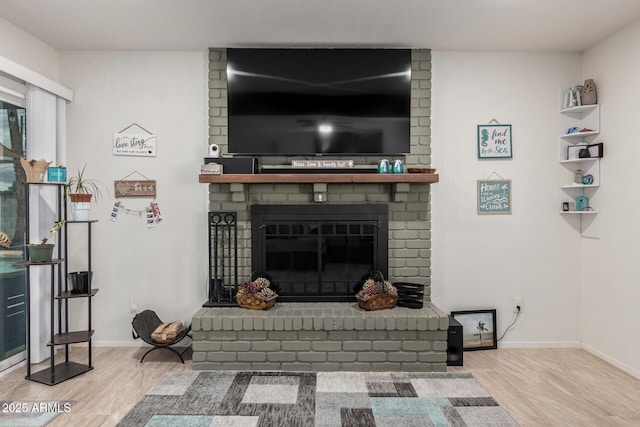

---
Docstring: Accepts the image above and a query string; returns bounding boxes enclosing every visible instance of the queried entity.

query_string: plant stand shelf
[26,361,94,386]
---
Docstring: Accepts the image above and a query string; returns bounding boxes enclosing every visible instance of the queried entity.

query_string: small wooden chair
[131,310,192,363]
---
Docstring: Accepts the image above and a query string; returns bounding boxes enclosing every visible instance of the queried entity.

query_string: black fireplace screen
[252,204,388,302]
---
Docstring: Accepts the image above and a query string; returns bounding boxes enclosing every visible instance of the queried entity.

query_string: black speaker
[447,315,463,366]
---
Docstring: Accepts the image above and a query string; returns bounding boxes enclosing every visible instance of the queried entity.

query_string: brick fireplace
[191,48,448,372]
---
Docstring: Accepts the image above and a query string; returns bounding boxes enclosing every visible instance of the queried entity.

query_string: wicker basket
[236,292,277,310]
[356,293,398,311]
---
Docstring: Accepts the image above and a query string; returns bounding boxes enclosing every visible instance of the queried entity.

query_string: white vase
[71,202,91,221]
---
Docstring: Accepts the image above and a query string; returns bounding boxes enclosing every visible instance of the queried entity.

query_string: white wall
[431,52,585,347]
[60,51,209,344]
[581,20,640,378]
[0,16,61,82]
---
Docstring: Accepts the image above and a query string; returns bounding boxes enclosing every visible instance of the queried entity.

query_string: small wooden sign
[292,160,354,169]
[114,180,157,198]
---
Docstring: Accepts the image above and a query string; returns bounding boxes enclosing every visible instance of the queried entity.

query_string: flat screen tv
[226,48,411,156]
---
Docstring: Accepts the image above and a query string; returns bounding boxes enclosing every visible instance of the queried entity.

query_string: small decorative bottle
[574,169,583,184]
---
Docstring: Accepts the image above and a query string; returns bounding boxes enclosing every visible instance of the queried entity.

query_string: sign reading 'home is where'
[477,179,511,215]
[114,180,157,198]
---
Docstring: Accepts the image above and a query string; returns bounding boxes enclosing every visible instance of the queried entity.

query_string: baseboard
[498,340,582,349]
[583,343,640,380]
[93,340,147,347]
[93,339,192,348]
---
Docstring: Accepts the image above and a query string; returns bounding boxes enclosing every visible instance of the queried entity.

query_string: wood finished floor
[0,347,638,426]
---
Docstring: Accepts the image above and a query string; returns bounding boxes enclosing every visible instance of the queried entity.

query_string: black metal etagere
[14,182,98,385]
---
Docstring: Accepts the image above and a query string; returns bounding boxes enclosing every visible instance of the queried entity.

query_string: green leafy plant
[64,164,106,200]
[39,220,65,245]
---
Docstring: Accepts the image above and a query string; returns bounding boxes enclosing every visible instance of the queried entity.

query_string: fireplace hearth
[251,204,388,302]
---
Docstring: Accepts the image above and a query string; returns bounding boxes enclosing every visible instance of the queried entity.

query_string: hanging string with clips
[110,170,162,228]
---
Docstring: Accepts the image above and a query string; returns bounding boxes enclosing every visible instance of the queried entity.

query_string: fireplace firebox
[251,204,388,302]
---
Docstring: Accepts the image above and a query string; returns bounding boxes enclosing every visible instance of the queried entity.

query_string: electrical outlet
[129,298,138,314]
[513,297,522,313]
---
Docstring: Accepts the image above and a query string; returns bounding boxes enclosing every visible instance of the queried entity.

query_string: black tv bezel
[226,48,411,157]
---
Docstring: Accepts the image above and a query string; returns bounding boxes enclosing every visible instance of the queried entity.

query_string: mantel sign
[477,179,511,215]
[113,133,157,157]
[114,180,157,198]
[477,124,512,159]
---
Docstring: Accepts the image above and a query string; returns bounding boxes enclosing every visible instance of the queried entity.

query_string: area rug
[0,401,73,426]
[117,371,519,427]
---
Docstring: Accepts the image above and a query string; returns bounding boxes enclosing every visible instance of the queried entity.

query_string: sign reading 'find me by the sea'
[477,124,512,159]
[113,133,157,157]
[477,179,512,215]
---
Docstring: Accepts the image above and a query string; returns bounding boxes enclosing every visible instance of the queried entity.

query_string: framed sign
[450,309,497,351]
[478,124,512,159]
[114,180,157,198]
[477,179,511,215]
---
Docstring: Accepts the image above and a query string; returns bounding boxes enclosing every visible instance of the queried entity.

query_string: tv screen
[227,48,411,156]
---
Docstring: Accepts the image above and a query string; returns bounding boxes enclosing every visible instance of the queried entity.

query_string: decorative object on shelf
[65,164,106,221]
[19,158,52,183]
[580,79,597,105]
[563,86,583,109]
[236,274,278,310]
[450,309,497,351]
[565,127,593,135]
[69,271,92,294]
[567,145,584,160]
[391,159,404,174]
[574,169,583,184]
[47,166,67,182]
[26,220,64,263]
[578,147,591,158]
[582,174,594,185]
[407,167,436,174]
[477,172,512,215]
[562,202,570,212]
[355,271,398,311]
[201,163,222,174]
[0,230,12,248]
[576,196,589,211]
[588,142,604,158]
[113,122,157,157]
[377,159,390,173]
[477,119,512,159]
[291,159,354,169]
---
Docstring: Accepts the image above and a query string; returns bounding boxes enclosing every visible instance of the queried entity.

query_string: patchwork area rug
[117,371,519,427]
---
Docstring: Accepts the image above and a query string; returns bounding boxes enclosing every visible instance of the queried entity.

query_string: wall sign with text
[477,124,512,159]
[114,180,157,198]
[113,133,157,157]
[477,179,512,215]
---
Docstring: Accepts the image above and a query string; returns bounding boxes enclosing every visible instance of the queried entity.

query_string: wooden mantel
[199,173,439,184]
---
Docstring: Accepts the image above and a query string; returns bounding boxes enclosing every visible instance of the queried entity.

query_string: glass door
[0,100,27,372]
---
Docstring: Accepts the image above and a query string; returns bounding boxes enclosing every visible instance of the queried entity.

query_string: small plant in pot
[64,164,105,221]
[27,220,65,263]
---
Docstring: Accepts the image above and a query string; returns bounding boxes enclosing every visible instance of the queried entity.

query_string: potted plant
[27,220,64,262]
[64,164,105,221]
